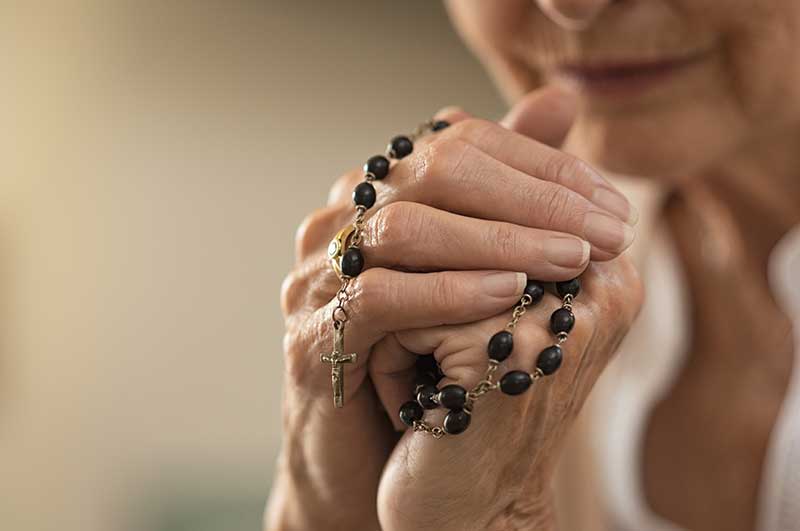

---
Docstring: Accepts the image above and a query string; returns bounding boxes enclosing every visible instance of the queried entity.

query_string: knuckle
[282,326,308,384]
[543,152,593,188]
[430,272,459,310]
[449,117,494,143]
[576,257,643,337]
[487,222,521,260]
[280,271,305,317]
[615,256,645,323]
[328,169,361,205]
[367,201,424,251]
[531,182,575,228]
[516,321,550,354]
[348,268,390,321]
[295,207,333,260]
[569,303,597,345]
[414,137,471,186]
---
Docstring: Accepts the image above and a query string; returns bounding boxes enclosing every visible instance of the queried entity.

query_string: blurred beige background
[1,2,505,530]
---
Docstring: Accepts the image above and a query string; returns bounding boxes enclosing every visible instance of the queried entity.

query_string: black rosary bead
[499,371,533,395]
[365,155,390,180]
[431,120,450,132]
[438,384,467,410]
[550,308,575,335]
[341,247,365,277]
[555,278,581,298]
[524,279,545,305]
[399,400,425,427]
[416,384,440,410]
[536,345,563,375]
[352,181,377,209]
[389,135,413,159]
[443,409,471,435]
[488,330,514,362]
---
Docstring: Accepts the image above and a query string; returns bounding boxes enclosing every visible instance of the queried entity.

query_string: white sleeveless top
[594,224,800,531]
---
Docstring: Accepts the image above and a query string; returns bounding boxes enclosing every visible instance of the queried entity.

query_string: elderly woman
[267,1,800,530]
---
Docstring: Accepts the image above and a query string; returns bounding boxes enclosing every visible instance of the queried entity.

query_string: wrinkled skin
[267,1,800,530]
[267,91,641,531]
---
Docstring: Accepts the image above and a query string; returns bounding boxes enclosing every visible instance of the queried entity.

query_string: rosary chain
[331,120,438,329]
[414,289,575,438]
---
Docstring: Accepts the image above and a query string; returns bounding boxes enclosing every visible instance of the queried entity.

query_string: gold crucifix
[320,323,358,408]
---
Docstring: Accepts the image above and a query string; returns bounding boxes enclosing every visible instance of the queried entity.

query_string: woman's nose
[535,0,615,29]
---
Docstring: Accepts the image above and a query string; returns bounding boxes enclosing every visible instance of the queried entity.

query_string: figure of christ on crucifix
[319,323,357,408]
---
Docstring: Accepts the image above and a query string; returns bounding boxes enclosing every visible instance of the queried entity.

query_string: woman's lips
[550,53,707,97]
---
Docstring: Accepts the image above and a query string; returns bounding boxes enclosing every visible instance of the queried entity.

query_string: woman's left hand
[370,257,643,531]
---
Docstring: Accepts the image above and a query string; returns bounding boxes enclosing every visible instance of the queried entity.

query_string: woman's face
[447,0,800,179]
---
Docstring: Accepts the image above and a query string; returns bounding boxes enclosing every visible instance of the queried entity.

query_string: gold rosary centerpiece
[327,225,356,280]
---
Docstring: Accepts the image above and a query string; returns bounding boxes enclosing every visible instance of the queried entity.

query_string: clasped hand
[267,86,643,531]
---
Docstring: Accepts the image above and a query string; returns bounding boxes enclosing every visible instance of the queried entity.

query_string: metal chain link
[332,277,352,328]
[349,206,368,248]
[413,420,446,439]
[506,294,533,331]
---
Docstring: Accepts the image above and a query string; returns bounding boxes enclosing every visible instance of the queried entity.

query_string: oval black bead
[438,384,467,410]
[443,409,471,435]
[524,280,545,305]
[537,345,563,376]
[341,247,364,277]
[416,384,439,410]
[389,135,413,159]
[555,278,581,298]
[399,400,425,427]
[364,155,390,180]
[431,120,450,132]
[550,308,575,334]
[488,330,514,362]
[499,370,533,395]
[352,181,376,209]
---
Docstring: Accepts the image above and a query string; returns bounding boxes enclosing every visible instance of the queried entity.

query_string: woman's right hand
[265,86,638,531]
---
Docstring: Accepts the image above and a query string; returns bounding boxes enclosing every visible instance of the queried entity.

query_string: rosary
[323,118,580,437]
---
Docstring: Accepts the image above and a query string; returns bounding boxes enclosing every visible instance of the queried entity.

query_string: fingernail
[543,237,590,268]
[584,211,636,253]
[592,188,638,225]
[481,271,526,298]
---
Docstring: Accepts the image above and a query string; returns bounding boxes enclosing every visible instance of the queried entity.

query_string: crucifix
[320,323,358,408]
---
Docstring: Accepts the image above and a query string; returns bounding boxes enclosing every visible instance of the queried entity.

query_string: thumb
[500,84,579,147]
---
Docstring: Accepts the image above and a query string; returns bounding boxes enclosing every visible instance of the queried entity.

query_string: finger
[430,117,638,225]
[294,204,349,261]
[287,268,527,397]
[368,333,417,432]
[499,84,578,148]
[345,268,526,350]
[327,167,364,206]
[362,201,590,281]
[386,143,636,257]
